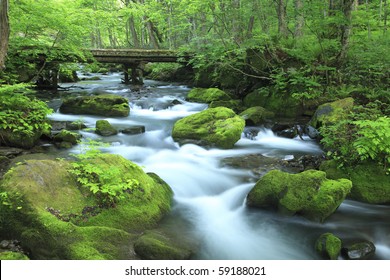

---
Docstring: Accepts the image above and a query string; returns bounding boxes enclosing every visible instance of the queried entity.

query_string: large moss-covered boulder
[246,169,352,222]
[315,233,342,260]
[60,94,130,117]
[239,106,275,125]
[172,107,245,149]
[134,231,193,260]
[0,154,173,259]
[186,88,231,104]
[320,160,390,204]
[309,98,354,129]
[243,89,301,118]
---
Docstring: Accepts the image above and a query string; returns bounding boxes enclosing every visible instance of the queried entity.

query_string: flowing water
[46,72,390,260]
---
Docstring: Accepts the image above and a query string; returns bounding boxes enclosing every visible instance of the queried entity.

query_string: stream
[45,72,390,260]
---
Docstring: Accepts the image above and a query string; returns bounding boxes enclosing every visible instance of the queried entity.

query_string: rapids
[46,72,390,260]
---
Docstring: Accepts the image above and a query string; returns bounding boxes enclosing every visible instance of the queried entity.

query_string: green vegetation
[315,233,342,260]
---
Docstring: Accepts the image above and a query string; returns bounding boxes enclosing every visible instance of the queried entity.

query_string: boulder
[320,160,390,204]
[246,169,352,222]
[239,106,275,126]
[0,154,173,259]
[315,233,342,260]
[172,107,245,149]
[341,240,376,260]
[95,120,118,136]
[120,125,146,135]
[186,88,231,104]
[0,130,42,149]
[60,94,130,117]
[53,130,82,145]
[0,251,29,260]
[134,231,193,260]
[66,121,87,130]
[209,100,245,114]
[309,98,354,129]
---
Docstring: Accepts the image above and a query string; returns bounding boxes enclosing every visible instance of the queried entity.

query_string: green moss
[60,94,130,117]
[315,233,342,260]
[134,231,192,260]
[95,120,118,136]
[209,100,246,113]
[246,170,352,222]
[54,130,81,144]
[186,88,231,103]
[0,251,30,260]
[310,97,354,128]
[320,160,390,204]
[243,89,301,118]
[239,106,275,125]
[172,107,245,149]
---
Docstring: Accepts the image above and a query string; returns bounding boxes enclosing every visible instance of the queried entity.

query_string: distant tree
[0,0,9,69]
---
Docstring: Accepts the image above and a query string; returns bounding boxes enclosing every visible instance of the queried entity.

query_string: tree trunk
[294,0,304,37]
[0,0,9,69]
[276,0,288,38]
[338,0,354,63]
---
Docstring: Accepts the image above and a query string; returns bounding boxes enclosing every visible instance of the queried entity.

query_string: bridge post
[123,64,130,84]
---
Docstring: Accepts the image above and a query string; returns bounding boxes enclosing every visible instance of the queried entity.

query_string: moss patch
[0,251,30,260]
[172,107,245,149]
[315,233,342,260]
[186,88,231,103]
[320,160,390,204]
[309,97,354,128]
[134,230,192,260]
[246,169,352,222]
[60,94,130,117]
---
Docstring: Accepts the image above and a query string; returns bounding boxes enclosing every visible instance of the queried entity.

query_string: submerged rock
[60,94,130,117]
[315,233,342,260]
[0,154,173,259]
[120,125,146,135]
[341,240,376,260]
[172,107,245,149]
[246,169,352,222]
[134,230,193,260]
[320,160,390,204]
[186,88,231,104]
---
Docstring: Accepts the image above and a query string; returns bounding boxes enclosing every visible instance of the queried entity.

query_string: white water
[47,74,390,260]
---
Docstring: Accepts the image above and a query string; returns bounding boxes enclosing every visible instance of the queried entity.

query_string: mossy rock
[186,88,232,104]
[309,98,354,129]
[60,94,130,117]
[209,100,246,114]
[95,120,118,136]
[134,230,192,260]
[0,129,42,149]
[53,130,82,144]
[0,154,173,259]
[320,160,390,204]
[66,121,87,130]
[239,106,275,125]
[0,251,30,260]
[172,107,245,149]
[246,169,352,222]
[243,89,301,118]
[315,233,342,260]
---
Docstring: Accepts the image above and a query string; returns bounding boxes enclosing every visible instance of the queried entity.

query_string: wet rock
[246,169,352,222]
[305,125,320,139]
[53,130,82,145]
[66,121,87,130]
[0,147,25,158]
[286,155,325,172]
[341,240,376,260]
[121,125,146,135]
[315,233,342,260]
[95,120,118,136]
[172,107,245,149]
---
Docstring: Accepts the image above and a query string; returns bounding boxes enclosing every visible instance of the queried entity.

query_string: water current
[46,72,390,260]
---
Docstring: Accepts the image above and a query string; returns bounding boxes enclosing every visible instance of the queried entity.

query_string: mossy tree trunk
[0,0,9,69]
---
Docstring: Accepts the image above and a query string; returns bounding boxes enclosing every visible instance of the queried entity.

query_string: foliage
[69,141,140,207]
[0,84,52,136]
[320,101,390,171]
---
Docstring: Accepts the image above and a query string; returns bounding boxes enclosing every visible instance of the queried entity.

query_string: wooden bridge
[90,49,184,84]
